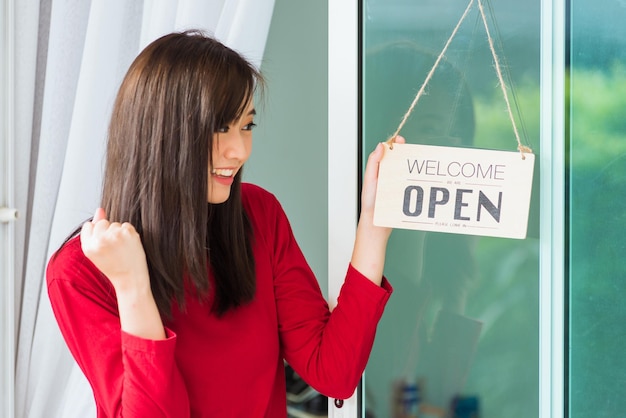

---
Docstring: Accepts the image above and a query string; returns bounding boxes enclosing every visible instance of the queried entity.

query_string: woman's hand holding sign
[351,136,406,285]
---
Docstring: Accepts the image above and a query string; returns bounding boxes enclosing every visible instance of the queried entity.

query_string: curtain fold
[16,0,93,415]
[13,0,44,336]
[14,1,275,416]
[215,0,275,67]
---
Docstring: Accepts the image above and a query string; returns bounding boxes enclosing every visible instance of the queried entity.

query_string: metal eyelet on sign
[334,398,344,408]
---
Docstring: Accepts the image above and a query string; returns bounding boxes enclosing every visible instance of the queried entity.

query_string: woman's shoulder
[241,182,276,200]
[48,235,84,269]
[240,183,291,240]
[46,235,110,291]
[241,182,282,212]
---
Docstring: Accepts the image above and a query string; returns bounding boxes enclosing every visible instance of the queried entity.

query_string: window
[568,1,626,417]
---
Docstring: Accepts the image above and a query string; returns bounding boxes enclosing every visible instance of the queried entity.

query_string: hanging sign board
[374,143,535,239]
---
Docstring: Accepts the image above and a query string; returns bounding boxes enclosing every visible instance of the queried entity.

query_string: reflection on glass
[366,42,481,417]
[365,41,475,148]
[362,1,540,417]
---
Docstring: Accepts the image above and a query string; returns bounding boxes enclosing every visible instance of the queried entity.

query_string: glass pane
[568,1,626,416]
[361,1,541,417]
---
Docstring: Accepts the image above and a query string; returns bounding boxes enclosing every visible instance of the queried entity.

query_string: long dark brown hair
[102,30,261,317]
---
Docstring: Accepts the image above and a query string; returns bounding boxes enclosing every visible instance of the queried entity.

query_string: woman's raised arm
[350,136,406,285]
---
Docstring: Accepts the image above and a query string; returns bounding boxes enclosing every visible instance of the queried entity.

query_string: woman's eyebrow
[248,108,256,116]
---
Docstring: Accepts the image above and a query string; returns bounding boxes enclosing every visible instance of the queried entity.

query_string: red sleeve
[46,239,190,417]
[266,194,393,400]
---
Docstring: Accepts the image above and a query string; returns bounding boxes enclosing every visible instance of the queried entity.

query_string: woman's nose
[222,131,248,160]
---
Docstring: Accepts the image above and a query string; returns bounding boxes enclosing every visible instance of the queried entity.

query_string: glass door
[361,1,542,417]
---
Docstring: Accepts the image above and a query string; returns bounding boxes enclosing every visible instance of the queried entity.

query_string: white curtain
[12,1,275,416]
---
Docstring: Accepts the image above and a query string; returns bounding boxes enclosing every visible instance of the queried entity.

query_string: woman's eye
[216,126,229,133]
[243,122,257,131]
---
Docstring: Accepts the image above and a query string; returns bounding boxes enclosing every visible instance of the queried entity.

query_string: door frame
[1,0,16,417]
[328,0,360,416]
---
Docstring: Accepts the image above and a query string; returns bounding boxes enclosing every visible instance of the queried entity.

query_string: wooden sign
[374,143,535,239]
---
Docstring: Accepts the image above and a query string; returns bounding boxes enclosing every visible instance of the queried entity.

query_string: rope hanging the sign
[386,0,533,159]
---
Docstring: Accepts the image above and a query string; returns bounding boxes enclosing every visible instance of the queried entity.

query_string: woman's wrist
[116,285,166,340]
[350,212,391,286]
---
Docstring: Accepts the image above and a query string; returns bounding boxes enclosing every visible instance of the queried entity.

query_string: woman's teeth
[212,168,234,177]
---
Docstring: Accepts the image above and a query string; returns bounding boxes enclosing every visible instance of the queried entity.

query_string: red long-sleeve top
[46,183,392,417]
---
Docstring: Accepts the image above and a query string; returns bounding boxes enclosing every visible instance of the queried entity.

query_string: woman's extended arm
[350,136,406,285]
[270,139,405,399]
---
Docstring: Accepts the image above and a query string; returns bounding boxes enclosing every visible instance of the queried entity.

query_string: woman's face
[207,101,255,203]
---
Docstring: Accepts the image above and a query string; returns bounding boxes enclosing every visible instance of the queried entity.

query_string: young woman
[46,30,404,417]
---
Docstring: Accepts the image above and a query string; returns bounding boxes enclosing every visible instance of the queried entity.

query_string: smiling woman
[45,30,401,418]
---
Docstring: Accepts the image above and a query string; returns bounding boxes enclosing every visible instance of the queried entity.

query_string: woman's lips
[212,175,234,186]
[211,168,236,186]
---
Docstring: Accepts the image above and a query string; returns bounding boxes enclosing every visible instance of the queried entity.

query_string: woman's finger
[93,207,107,223]
[394,135,406,145]
[80,221,94,244]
